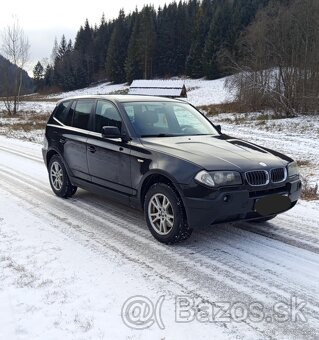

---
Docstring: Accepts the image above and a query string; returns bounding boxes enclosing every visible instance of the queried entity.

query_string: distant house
[128,80,187,98]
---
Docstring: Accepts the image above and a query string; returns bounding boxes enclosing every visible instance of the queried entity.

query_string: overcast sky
[0,0,173,74]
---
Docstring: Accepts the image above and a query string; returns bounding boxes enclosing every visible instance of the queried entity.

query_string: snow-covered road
[0,136,319,339]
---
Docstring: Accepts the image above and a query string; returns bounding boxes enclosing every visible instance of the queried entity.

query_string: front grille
[270,168,286,183]
[245,170,269,186]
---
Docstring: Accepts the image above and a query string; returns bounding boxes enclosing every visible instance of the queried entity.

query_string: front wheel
[144,183,192,244]
[48,155,77,198]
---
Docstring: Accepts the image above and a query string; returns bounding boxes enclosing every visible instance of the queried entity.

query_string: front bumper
[182,178,301,228]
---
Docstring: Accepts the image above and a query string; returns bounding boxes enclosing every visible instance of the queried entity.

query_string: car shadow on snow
[71,189,279,251]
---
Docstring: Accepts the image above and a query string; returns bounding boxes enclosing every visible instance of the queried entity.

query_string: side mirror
[215,124,222,134]
[102,126,121,139]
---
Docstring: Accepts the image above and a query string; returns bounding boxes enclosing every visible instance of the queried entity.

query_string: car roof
[56,95,187,105]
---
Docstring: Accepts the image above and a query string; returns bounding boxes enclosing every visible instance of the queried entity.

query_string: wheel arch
[46,148,59,168]
[46,147,73,182]
[139,170,186,213]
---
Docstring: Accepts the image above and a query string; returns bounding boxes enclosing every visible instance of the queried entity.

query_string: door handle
[88,146,96,153]
[59,138,66,144]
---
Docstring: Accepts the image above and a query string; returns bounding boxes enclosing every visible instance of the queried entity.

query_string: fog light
[223,195,230,202]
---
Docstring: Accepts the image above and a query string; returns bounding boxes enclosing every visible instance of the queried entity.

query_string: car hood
[141,135,289,171]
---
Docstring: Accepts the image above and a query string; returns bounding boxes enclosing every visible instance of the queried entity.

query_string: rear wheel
[48,155,77,198]
[144,183,192,244]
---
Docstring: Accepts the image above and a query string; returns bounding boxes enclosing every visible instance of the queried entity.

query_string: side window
[94,101,122,133]
[72,100,94,130]
[54,100,72,125]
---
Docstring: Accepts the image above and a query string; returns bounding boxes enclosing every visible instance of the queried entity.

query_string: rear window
[72,100,95,130]
[54,101,72,125]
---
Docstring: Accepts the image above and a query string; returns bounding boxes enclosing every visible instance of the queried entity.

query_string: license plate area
[254,194,291,216]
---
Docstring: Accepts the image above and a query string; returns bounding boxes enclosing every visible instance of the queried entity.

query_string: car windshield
[122,101,219,137]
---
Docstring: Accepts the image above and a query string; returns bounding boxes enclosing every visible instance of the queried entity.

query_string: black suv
[43,95,301,244]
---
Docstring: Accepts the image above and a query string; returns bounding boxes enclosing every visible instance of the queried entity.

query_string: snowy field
[0,78,319,339]
[28,76,233,106]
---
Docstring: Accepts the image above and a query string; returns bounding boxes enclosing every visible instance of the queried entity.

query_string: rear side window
[54,101,72,125]
[94,100,122,133]
[72,100,95,130]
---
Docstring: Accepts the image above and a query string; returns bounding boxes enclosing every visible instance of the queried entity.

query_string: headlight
[287,161,299,177]
[195,170,242,187]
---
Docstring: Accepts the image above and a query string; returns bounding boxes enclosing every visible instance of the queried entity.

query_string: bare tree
[226,0,319,116]
[1,18,30,115]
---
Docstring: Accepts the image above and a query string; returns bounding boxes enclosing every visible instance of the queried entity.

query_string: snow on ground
[40,76,233,106]
[0,101,55,115]
[0,187,229,340]
[184,77,234,106]
[45,82,129,99]
[0,136,319,339]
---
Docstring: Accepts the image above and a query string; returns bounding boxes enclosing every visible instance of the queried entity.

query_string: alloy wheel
[50,161,64,191]
[148,193,174,235]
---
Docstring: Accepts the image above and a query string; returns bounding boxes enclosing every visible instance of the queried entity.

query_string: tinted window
[94,101,122,133]
[54,100,72,125]
[73,100,94,130]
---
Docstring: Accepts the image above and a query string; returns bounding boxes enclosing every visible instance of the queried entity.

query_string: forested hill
[43,0,270,91]
[0,55,33,96]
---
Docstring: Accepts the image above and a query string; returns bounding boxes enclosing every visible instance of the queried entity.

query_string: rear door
[62,99,95,181]
[87,100,133,195]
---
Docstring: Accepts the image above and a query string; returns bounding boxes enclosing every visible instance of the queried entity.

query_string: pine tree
[74,19,94,84]
[125,11,143,82]
[93,15,112,79]
[105,10,129,83]
[33,61,44,81]
[44,65,54,88]
[57,35,67,60]
[138,6,156,79]
[185,5,205,78]
[33,61,44,90]
[155,3,177,76]
[47,0,271,90]
[50,38,59,64]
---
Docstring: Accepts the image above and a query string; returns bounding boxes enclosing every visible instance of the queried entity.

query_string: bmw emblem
[259,162,267,167]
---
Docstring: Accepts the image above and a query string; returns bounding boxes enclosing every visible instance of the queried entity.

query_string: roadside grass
[2,94,58,102]
[301,177,319,201]
[0,112,49,131]
[297,160,312,167]
[108,88,129,95]
[199,102,248,115]
[0,112,49,142]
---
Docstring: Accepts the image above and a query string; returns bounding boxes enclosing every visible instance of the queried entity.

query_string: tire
[251,215,277,223]
[71,186,78,196]
[144,183,192,244]
[48,155,77,198]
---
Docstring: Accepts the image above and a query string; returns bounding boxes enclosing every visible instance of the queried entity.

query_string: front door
[87,100,133,195]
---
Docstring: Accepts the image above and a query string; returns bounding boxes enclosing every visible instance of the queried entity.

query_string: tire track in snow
[0,163,319,339]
